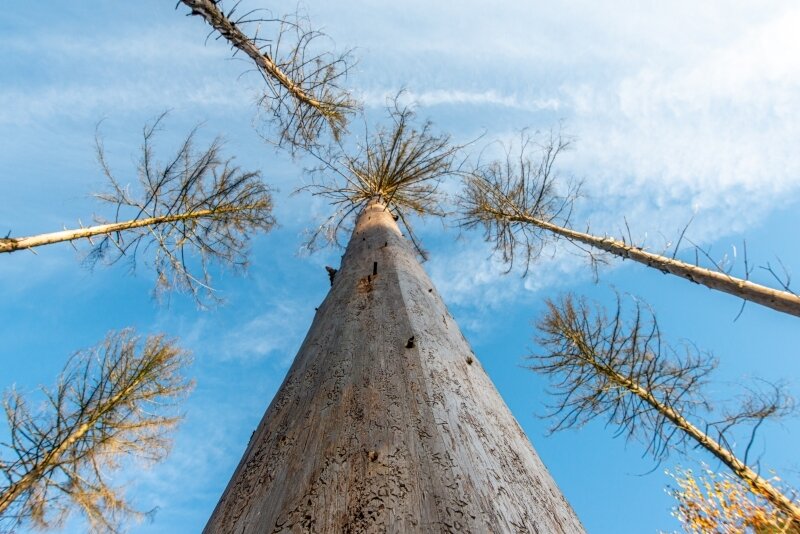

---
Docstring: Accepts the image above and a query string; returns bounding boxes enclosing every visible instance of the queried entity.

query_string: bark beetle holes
[368,450,379,462]
[466,355,474,365]
[405,336,415,348]
[357,275,375,293]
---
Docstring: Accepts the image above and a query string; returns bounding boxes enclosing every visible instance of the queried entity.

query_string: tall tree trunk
[204,199,584,533]
[0,206,250,254]
[499,211,800,318]
[179,0,332,114]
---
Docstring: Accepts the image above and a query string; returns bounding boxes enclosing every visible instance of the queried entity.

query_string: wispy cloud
[426,234,594,312]
[368,5,800,257]
[359,88,561,112]
[0,25,260,125]
[0,82,254,125]
[0,27,220,64]
[216,299,308,363]
[561,8,800,241]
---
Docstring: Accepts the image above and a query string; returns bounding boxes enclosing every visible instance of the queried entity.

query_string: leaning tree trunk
[205,199,584,533]
[0,207,247,254]
[500,211,800,318]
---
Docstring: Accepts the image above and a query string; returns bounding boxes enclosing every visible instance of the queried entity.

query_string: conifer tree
[0,330,192,533]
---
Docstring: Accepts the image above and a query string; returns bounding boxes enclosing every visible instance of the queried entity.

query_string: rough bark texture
[205,200,584,533]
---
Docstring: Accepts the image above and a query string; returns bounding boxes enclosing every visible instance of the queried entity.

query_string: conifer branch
[0,330,193,533]
[460,130,800,317]
[0,114,275,306]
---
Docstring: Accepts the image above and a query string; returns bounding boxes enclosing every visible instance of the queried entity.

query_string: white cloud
[359,88,561,112]
[215,299,308,363]
[0,24,261,125]
[427,235,593,309]
[0,81,253,125]
[374,4,800,251]
[0,27,219,64]
[560,9,800,241]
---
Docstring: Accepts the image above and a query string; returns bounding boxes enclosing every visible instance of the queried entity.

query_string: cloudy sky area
[1,1,799,532]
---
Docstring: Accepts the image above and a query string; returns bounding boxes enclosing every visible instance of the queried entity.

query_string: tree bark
[502,211,800,318]
[204,200,584,533]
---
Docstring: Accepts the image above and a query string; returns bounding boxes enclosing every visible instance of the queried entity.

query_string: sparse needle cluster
[0,331,192,533]
[302,102,466,256]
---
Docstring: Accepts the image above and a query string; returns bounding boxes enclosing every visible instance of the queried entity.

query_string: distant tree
[0,114,275,306]
[669,466,800,533]
[0,329,193,533]
[531,293,800,526]
[178,0,357,150]
[459,131,800,318]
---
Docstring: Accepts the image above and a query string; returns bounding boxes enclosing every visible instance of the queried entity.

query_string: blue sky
[1,1,799,532]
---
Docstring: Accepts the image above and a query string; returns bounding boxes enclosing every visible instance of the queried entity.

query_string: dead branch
[459,129,800,317]
[459,128,581,276]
